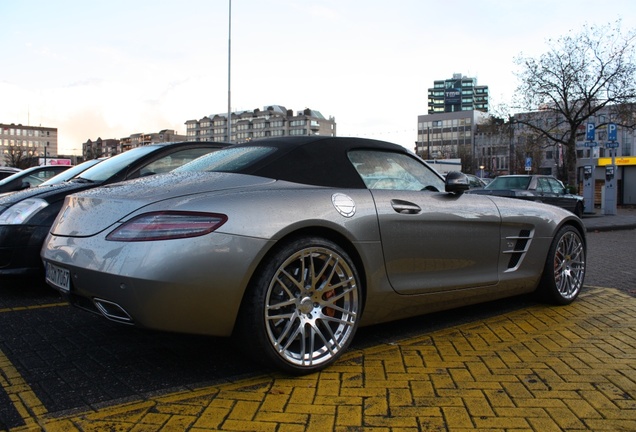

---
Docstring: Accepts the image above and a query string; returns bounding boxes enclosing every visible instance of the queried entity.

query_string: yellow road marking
[0,303,67,430]
[0,349,47,430]
[0,303,68,314]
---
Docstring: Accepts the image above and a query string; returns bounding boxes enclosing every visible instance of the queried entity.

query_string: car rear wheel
[537,225,586,305]
[236,237,361,374]
[574,202,583,218]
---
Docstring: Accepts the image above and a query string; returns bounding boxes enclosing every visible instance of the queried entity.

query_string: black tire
[537,225,586,305]
[235,237,361,374]
[574,202,583,218]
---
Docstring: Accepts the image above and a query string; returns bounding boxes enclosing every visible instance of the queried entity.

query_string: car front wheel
[236,237,361,374]
[537,225,586,305]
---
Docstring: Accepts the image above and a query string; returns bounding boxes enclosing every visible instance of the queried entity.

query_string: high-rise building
[427,73,489,114]
[185,105,336,143]
[415,74,490,173]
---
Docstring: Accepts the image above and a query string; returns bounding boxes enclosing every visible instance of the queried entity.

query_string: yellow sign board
[597,156,636,166]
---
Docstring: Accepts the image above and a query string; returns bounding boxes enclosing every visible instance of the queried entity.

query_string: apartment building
[185,105,336,143]
[82,129,186,159]
[0,123,58,166]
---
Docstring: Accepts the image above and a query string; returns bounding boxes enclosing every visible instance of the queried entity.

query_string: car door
[546,177,575,212]
[535,177,557,205]
[349,150,501,295]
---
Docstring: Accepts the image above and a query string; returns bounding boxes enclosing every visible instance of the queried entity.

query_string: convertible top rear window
[175,146,276,173]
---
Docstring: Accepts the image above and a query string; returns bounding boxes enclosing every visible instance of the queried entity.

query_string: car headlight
[0,198,49,224]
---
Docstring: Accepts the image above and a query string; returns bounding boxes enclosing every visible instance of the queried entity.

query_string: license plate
[45,262,71,292]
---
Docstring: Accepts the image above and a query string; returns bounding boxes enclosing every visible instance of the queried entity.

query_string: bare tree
[3,146,37,169]
[511,20,636,187]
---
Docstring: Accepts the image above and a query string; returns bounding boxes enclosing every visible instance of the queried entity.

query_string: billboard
[39,158,72,166]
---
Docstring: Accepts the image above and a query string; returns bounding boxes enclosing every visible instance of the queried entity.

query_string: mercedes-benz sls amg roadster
[42,136,586,374]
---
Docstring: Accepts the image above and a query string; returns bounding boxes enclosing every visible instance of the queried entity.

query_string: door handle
[391,200,421,214]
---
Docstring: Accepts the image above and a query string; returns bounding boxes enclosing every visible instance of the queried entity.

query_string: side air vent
[504,229,533,270]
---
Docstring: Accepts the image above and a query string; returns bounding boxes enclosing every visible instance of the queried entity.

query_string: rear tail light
[106,211,227,242]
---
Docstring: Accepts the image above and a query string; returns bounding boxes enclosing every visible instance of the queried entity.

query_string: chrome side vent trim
[504,229,533,270]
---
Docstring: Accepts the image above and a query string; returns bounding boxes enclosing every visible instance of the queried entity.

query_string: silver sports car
[42,136,587,374]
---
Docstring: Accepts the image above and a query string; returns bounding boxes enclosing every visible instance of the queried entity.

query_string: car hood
[51,172,276,237]
[0,181,97,213]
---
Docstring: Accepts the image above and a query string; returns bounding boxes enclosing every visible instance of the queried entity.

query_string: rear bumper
[42,231,273,336]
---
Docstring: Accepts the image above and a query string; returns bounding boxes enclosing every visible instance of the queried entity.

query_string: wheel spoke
[313,322,338,354]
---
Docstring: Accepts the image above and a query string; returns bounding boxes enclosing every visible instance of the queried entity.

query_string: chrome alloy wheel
[264,246,359,368]
[552,230,586,300]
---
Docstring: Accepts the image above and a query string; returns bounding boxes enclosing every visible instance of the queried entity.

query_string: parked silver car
[42,137,587,374]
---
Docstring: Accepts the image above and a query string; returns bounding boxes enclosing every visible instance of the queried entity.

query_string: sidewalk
[582,206,636,232]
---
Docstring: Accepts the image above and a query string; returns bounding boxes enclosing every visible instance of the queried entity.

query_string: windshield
[174,146,275,173]
[486,176,531,190]
[40,159,103,186]
[0,166,40,185]
[75,146,159,183]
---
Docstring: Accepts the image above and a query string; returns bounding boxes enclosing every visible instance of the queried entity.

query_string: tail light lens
[106,211,227,242]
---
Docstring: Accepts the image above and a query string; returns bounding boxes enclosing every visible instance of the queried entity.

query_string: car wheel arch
[233,226,369,333]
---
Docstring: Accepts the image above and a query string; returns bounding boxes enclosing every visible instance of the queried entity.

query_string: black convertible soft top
[228,136,414,189]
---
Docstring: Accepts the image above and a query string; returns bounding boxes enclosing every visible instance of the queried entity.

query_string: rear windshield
[76,146,159,183]
[174,146,275,173]
[486,176,531,190]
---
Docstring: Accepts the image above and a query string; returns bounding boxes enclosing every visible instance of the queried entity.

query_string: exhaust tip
[93,298,134,323]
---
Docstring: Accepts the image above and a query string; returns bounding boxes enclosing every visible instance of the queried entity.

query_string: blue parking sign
[608,123,617,141]
[525,157,532,171]
[586,123,595,141]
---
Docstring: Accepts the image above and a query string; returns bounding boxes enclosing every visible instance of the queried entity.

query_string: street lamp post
[227,0,232,143]
[508,116,515,174]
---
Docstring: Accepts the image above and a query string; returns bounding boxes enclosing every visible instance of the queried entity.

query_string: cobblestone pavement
[2,287,635,431]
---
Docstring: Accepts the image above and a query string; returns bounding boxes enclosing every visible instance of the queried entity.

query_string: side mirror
[20,181,31,190]
[445,171,469,195]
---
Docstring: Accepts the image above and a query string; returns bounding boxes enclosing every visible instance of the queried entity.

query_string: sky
[1,0,635,155]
